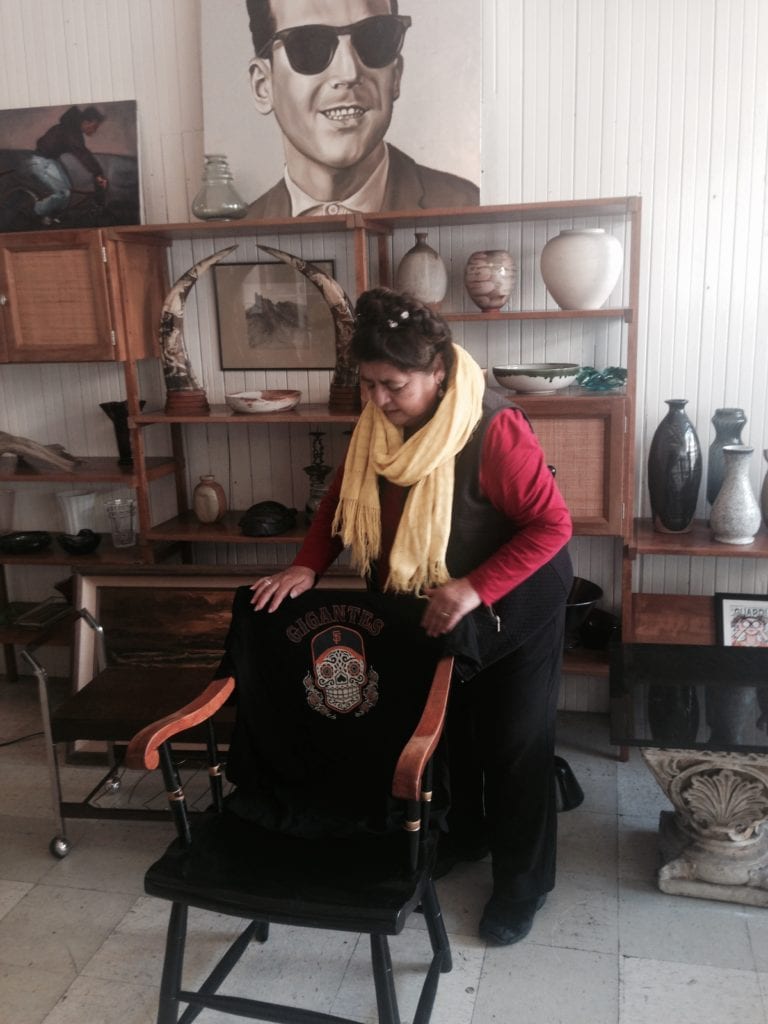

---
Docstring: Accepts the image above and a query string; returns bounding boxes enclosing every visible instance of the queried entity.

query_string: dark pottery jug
[705,686,756,748]
[706,407,746,506]
[100,400,146,466]
[647,684,700,746]
[647,398,702,533]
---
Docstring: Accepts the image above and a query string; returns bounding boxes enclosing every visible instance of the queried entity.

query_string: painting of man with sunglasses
[243,0,480,216]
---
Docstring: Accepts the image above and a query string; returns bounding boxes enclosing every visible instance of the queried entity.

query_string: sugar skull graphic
[303,625,379,718]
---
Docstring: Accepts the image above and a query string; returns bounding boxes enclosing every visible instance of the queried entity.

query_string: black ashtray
[56,529,102,555]
[0,530,53,554]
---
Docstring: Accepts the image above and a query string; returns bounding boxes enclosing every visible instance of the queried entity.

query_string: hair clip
[386,310,411,329]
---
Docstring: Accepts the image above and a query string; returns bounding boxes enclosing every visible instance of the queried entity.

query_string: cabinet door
[521,395,628,536]
[0,229,115,362]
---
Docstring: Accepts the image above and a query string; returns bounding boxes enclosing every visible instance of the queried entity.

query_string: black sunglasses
[258,14,412,76]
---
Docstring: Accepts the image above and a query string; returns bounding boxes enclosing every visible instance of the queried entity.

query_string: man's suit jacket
[246,144,479,218]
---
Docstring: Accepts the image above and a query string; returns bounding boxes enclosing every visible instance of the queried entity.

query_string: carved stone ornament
[642,747,768,906]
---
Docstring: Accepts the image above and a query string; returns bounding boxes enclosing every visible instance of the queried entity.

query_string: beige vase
[395,232,448,304]
[192,475,227,523]
[540,228,622,309]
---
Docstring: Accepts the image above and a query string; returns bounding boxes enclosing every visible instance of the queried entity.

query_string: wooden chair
[22,573,238,858]
[126,586,454,1024]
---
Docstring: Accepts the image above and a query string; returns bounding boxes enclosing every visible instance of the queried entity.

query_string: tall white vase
[710,445,762,545]
[540,228,623,309]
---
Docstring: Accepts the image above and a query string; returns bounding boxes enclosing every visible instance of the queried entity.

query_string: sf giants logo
[303,625,379,719]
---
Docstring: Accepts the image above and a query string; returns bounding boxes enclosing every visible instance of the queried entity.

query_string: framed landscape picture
[715,593,768,647]
[214,261,336,370]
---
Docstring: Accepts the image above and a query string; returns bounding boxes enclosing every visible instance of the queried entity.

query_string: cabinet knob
[0,294,7,306]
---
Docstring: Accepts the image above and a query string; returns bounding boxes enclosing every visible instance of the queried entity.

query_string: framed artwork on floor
[714,593,768,647]
[214,260,336,370]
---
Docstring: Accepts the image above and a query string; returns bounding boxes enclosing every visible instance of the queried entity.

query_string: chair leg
[157,902,187,1024]
[204,719,225,812]
[370,933,401,1024]
[421,880,452,973]
[22,650,68,848]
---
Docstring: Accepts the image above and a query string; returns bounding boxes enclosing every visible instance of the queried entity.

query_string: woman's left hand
[422,579,482,637]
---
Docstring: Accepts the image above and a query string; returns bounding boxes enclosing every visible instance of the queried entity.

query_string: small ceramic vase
[395,232,448,304]
[706,407,747,507]
[710,445,761,544]
[192,475,227,523]
[540,228,622,309]
[464,249,516,311]
[647,399,702,533]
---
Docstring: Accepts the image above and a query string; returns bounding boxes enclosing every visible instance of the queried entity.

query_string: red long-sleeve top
[293,408,572,605]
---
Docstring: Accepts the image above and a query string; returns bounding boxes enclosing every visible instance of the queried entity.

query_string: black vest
[446,391,573,665]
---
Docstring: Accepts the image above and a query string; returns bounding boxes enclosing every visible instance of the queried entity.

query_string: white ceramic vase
[395,232,448,304]
[540,228,623,309]
[710,445,761,545]
[761,449,768,529]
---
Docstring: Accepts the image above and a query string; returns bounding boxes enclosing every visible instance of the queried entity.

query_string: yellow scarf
[332,344,485,593]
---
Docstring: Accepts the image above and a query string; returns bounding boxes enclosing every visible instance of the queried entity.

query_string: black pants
[444,606,565,901]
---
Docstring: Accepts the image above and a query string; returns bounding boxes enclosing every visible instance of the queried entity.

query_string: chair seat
[51,666,234,743]
[145,806,439,935]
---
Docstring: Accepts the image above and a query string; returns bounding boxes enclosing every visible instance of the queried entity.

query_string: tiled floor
[1,676,767,1024]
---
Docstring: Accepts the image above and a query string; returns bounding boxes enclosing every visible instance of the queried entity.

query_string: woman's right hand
[250,566,316,612]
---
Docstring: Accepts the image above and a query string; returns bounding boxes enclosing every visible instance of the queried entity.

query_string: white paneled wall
[1,0,767,702]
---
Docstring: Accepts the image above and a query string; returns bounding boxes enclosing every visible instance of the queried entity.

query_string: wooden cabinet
[0,228,168,362]
[621,519,768,645]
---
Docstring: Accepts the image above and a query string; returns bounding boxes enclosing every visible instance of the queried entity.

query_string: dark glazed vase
[647,685,700,746]
[100,400,145,466]
[647,399,702,533]
[706,407,746,506]
[705,686,756,748]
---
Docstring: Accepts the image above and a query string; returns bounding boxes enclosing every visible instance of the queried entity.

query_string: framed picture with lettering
[714,593,768,647]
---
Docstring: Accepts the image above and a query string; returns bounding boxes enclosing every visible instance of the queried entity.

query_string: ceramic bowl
[564,577,604,649]
[225,389,302,414]
[56,529,102,555]
[493,363,580,394]
[0,530,53,554]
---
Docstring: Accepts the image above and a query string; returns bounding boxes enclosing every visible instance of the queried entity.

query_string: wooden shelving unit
[621,518,768,646]
[1,197,642,686]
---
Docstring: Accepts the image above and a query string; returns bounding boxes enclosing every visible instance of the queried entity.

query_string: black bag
[238,501,297,537]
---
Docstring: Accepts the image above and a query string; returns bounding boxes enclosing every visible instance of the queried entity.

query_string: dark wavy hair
[351,288,455,378]
[246,0,399,56]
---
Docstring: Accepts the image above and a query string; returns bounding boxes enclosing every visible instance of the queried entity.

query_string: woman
[251,287,573,945]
